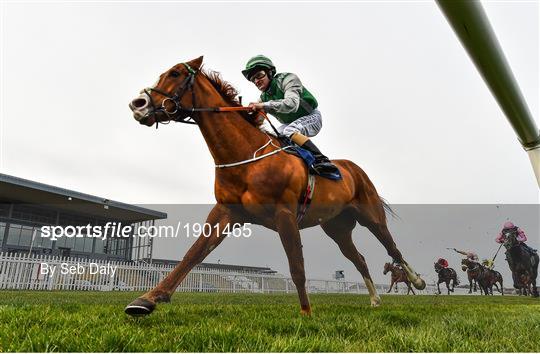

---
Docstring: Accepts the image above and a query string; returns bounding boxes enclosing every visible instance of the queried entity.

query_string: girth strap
[297,173,316,224]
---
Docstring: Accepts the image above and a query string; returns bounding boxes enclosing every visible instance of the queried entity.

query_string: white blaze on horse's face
[129,78,161,122]
[130,92,151,121]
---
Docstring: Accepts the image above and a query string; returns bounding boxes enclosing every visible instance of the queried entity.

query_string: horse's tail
[380,197,400,220]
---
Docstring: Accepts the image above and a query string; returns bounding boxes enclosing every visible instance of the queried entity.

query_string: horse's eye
[169,71,180,78]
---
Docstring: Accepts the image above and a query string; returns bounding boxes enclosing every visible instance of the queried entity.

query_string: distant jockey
[482,259,494,269]
[437,258,449,268]
[452,248,479,262]
[496,221,536,255]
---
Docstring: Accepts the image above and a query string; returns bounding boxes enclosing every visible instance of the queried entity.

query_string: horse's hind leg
[351,202,425,290]
[532,255,539,297]
[321,211,381,307]
[493,283,500,294]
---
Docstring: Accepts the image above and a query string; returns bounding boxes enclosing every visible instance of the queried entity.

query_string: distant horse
[461,262,481,294]
[477,267,504,295]
[489,269,504,295]
[501,228,539,297]
[461,259,502,296]
[125,56,425,316]
[517,273,533,296]
[434,262,458,295]
[383,262,416,295]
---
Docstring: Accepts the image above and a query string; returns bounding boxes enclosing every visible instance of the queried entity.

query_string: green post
[436,0,540,186]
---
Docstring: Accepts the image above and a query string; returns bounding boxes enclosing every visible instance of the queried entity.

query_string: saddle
[277,136,342,181]
[521,243,538,255]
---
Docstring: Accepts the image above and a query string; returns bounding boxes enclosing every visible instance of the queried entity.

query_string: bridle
[141,62,200,127]
[137,62,292,168]
[463,260,480,271]
[502,229,519,249]
[140,62,282,135]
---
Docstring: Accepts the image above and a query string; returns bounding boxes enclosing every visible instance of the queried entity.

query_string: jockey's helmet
[242,55,276,81]
[503,221,516,230]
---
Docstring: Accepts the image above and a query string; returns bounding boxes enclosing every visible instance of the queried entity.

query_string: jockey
[437,258,449,268]
[495,221,537,254]
[482,259,494,269]
[452,248,479,262]
[242,55,339,175]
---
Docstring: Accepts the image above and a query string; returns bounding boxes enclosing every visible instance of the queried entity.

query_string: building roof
[0,173,167,222]
[148,258,278,274]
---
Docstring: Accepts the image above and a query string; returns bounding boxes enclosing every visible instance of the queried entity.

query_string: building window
[94,238,104,254]
[55,234,75,249]
[0,222,6,244]
[34,229,53,249]
[59,212,92,227]
[6,224,37,248]
[0,204,9,217]
[11,205,56,225]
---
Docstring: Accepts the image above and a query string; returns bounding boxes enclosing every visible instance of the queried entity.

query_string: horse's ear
[187,56,204,70]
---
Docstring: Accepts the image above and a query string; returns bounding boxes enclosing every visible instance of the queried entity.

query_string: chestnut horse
[383,262,416,295]
[125,56,425,316]
[461,262,481,294]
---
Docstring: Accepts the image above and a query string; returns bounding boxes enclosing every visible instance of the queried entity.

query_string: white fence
[0,253,445,294]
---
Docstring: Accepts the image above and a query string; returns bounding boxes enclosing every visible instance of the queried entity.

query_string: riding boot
[300,140,340,174]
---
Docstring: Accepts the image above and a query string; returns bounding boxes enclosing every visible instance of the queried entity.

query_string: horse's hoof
[370,296,381,307]
[125,297,156,317]
[300,308,312,316]
[413,278,426,290]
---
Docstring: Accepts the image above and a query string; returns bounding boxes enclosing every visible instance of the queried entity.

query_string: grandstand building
[0,173,166,261]
[148,258,278,275]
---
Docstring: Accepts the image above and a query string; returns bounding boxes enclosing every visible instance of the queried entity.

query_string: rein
[142,62,290,168]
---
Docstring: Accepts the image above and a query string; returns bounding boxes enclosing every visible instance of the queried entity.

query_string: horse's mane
[200,67,252,122]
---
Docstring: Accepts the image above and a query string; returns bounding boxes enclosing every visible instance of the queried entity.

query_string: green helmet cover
[242,55,276,80]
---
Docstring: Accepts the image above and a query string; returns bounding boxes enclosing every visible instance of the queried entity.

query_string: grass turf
[0,291,538,352]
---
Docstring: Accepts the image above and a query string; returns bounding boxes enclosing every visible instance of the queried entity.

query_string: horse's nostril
[132,97,148,109]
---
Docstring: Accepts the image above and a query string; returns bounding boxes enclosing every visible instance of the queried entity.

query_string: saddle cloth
[277,136,342,181]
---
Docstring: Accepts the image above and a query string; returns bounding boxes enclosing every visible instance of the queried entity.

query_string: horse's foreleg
[446,281,451,295]
[321,214,381,306]
[407,282,416,295]
[528,279,539,297]
[387,280,395,294]
[125,204,237,316]
[275,207,311,315]
[437,281,441,295]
